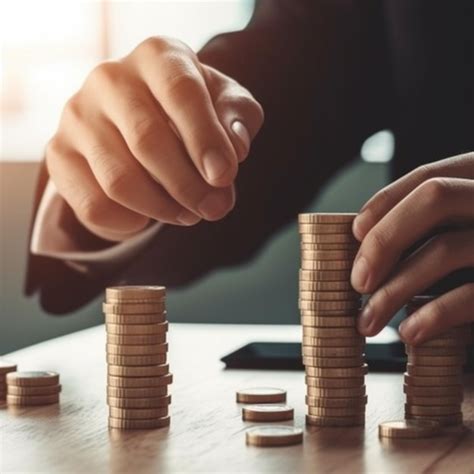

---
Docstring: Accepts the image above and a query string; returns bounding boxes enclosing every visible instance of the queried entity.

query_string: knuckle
[76,194,106,227]
[366,228,388,255]
[165,71,201,100]
[102,169,129,201]
[62,93,83,124]
[87,61,121,87]
[136,36,184,58]
[128,114,159,154]
[419,177,451,204]
[414,163,434,181]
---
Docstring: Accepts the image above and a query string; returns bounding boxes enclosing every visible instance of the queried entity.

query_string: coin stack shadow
[104,286,172,430]
[0,361,17,401]
[298,213,367,427]
[404,296,468,427]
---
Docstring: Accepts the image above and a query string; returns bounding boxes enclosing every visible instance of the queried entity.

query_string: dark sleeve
[26,0,393,314]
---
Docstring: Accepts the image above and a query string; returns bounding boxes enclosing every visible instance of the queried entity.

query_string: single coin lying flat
[378,420,440,439]
[236,387,286,404]
[242,404,294,422]
[245,425,303,447]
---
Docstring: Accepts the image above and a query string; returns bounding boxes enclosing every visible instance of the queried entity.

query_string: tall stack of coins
[6,371,61,405]
[0,360,17,401]
[404,296,468,427]
[104,286,172,430]
[298,213,367,427]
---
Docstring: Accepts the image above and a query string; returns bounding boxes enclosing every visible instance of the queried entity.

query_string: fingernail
[231,120,250,161]
[198,192,232,220]
[202,150,231,184]
[351,256,369,292]
[357,304,373,333]
[353,211,369,241]
[176,209,200,226]
[399,318,416,342]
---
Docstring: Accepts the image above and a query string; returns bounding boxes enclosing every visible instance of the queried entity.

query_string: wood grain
[0,324,473,473]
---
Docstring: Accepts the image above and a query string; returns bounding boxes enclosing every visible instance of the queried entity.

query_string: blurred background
[1,0,393,353]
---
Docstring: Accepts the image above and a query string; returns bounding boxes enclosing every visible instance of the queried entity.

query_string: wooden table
[1,323,473,473]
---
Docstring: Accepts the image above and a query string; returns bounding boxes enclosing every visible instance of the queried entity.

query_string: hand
[350,152,474,344]
[46,36,264,241]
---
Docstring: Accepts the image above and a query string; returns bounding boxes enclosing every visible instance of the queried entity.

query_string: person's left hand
[350,152,474,344]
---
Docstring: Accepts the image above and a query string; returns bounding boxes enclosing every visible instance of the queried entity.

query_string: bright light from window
[361,129,395,163]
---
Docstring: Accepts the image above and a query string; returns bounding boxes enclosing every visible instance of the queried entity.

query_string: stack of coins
[404,296,468,427]
[6,371,61,405]
[0,360,17,401]
[104,286,172,430]
[298,213,367,427]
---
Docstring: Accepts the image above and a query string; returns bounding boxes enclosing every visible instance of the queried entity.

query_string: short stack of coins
[0,360,17,401]
[404,296,468,427]
[6,371,61,405]
[104,286,172,430]
[298,213,367,427]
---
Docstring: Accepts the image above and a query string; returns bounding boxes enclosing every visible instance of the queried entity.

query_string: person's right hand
[46,36,264,241]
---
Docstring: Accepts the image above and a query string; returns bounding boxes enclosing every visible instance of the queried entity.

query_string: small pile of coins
[0,360,17,401]
[404,296,468,427]
[298,213,367,427]
[104,286,172,430]
[6,371,61,406]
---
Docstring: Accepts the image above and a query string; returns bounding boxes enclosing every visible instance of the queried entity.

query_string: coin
[403,373,462,387]
[301,260,353,271]
[300,316,356,328]
[300,250,357,261]
[106,354,167,366]
[306,414,364,427]
[107,333,166,345]
[300,269,352,282]
[109,407,169,419]
[305,376,365,389]
[302,327,361,338]
[305,364,368,378]
[303,356,365,368]
[6,393,60,405]
[302,346,362,358]
[245,426,303,447]
[302,336,365,347]
[299,222,354,234]
[102,302,166,314]
[105,313,167,325]
[299,290,359,301]
[407,355,465,366]
[305,395,367,407]
[6,371,60,386]
[236,387,286,404]
[107,364,170,378]
[405,346,466,356]
[378,420,440,439]
[301,243,359,251]
[107,395,171,408]
[406,363,462,377]
[106,286,166,301]
[106,322,168,335]
[306,386,366,398]
[406,413,463,427]
[299,280,355,292]
[298,213,356,224]
[307,405,365,417]
[106,343,168,356]
[300,233,357,244]
[0,360,17,374]
[108,416,170,429]
[416,338,461,348]
[108,373,173,388]
[405,404,461,416]
[242,404,294,422]
[299,300,359,311]
[7,384,61,396]
[405,395,463,406]
[403,384,463,397]
[107,386,168,398]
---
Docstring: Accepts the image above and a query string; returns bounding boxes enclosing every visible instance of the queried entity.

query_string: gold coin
[6,371,59,386]
[7,384,61,396]
[378,420,440,439]
[306,414,364,427]
[299,280,354,292]
[245,426,303,447]
[105,313,167,325]
[107,333,166,345]
[102,302,166,315]
[301,260,353,271]
[305,395,367,407]
[106,322,168,335]
[302,346,362,358]
[106,286,166,300]
[306,386,366,398]
[298,223,353,234]
[106,297,165,305]
[107,395,171,408]
[405,395,463,406]
[107,386,168,398]
[299,300,359,311]
[242,404,294,422]
[403,384,463,397]
[6,393,60,405]
[307,405,365,417]
[106,343,168,356]
[108,416,170,429]
[305,364,368,378]
[300,250,357,261]
[407,354,465,366]
[108,373,173,388]
[403,373,462,387]
[406,413,463,427]
[236,387,286,404]
[107,364,169,378]
[405,346,465,356]
[405,404,461,416]
[305,376,365,389]
[416,338,461,348]
[302,327,361,338]
[302,336,365,347]
[298,213,357,224]
[299,290,359,301]
[109,407,169,419]
[299,269,352,282]
[303,356,365,368]
[301,243,359,251]
[406,363,463,377]
[0,360,17,374]
[106,354,167,366]
[300,233,357,244]
[300,316,356,328]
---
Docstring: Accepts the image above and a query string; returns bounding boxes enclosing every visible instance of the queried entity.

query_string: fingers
[130,37,239,187]
[351,177,474,294]
[398,283,474,345]
[353,152,474,240]
[357,230,474,336]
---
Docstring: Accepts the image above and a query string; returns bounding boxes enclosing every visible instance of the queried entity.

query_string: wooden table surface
[1,323,473,473]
